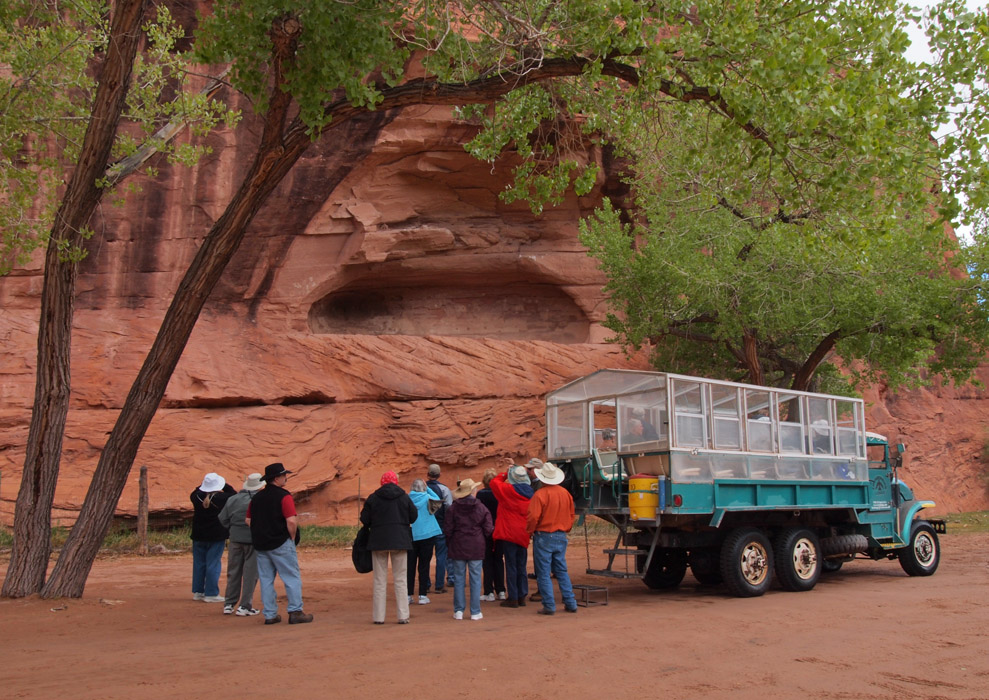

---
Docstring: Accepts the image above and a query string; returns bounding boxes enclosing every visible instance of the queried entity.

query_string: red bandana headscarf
[380,471,398,486]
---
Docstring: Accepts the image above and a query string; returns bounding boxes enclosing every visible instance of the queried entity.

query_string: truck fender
[899,501,936,540]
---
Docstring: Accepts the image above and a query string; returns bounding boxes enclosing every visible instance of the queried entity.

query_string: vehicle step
[586,568,644,579]
[602,548,647,556]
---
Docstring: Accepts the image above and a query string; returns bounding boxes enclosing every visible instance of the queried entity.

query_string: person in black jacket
[245,463,313,625]
[190,472,236,603]
[360,471,418,624]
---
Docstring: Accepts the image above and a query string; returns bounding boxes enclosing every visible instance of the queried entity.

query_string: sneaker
[236,607,260,617]
[223,605,235,615]
[480,593,496,602]
[264,615,281,625]
[453,611,463,620]
[192,592,204,601]
[202,595,225,603]
[434,587,446,594]
[418,595,430,605]
[288,610,314,624]
[470,612,483,621]
[498,591,507,600]
[398,618,410,624]
[408,595,413,604]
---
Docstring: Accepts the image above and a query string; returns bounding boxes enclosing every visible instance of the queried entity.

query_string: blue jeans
[256,539,304,619]
[503,541,529,601]
[531,531,576,612]
[192,540,225,596]
[451,559,482,616]
[434,534,454,588]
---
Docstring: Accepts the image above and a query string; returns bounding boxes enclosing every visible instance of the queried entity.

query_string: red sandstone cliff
[0,96,986,526]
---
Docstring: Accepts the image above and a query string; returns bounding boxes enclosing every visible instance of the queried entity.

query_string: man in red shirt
[526,462,578,615]
[246,463,313,625]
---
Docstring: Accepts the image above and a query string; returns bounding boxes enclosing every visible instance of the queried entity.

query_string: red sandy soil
[1,532,987,700]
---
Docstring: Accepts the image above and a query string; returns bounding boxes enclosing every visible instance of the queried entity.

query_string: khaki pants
[372,550,410,623]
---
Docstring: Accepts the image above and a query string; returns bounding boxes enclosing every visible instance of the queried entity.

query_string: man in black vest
[246,462,313,625]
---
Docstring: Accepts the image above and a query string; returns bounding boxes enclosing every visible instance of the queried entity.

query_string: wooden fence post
[137,465,149,555]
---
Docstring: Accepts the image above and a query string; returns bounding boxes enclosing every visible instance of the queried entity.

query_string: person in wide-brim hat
[533,462,564,486]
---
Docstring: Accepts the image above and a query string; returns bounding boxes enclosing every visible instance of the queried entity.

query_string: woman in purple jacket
[442,478,493,620]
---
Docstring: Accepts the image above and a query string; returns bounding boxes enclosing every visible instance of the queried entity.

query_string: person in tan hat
[526,462,578,615]
[443,478,493,620]
[217,473,264,616]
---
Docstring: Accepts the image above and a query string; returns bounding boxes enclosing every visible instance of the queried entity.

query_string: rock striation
[1,97,986,527]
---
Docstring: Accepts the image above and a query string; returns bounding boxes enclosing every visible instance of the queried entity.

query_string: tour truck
[547,370,944,597]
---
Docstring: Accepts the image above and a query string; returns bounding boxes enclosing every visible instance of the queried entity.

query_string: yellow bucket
[628,475,659,521]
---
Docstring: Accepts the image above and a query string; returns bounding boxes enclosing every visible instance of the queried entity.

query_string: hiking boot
[236,607,260,616]
[434,587,446,594]
[564,606,578,613]
[517,597,527,607]
[288,610,313,624]
[264,615,281,625]
[499,599,519,608]
[529,593,542,602]
[537,607,555,616]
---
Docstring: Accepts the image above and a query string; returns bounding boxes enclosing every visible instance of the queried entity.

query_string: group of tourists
[189,462,313,625]
[360,460,578,623]
[190,458,577,626]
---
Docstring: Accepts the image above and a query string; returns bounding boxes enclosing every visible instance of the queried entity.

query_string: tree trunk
[2,0,149,598]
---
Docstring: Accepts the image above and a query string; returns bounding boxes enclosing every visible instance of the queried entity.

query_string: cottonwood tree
[2,0,232,597]
[6,0,988,596]
[577,0,989,394]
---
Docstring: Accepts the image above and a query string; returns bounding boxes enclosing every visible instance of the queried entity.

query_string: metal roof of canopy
[546,369,669,406]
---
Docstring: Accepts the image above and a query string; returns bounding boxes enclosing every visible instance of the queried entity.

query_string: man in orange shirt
[526,462,578,615]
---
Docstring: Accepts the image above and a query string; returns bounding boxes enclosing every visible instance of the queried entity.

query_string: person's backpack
[351,525,372,574]
[426,481,447,525]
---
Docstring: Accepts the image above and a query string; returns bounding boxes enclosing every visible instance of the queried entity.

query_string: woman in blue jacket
[407,479,442,605]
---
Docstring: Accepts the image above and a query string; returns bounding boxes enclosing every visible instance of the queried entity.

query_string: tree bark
[2,0,149,598]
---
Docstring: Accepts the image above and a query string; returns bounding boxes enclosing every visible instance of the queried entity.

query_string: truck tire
[774,528,821,592]
[720,528,773,597]
[820,534,868,557]
[641,548,688,590]
[821,559,843,573]
[898,521,940,576]
[688,549,723,585]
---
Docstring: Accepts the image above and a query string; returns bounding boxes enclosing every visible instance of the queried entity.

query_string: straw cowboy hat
[453,478,480,499]
[533,462,564,486]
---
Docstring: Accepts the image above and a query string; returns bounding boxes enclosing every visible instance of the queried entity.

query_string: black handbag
[352,525,373,574]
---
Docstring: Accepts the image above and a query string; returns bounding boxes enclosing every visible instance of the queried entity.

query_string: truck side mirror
[896,443,906,453]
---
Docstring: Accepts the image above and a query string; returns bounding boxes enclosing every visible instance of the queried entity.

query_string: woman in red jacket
[490,465,535,608]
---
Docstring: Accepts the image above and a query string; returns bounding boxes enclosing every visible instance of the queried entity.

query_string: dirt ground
[1,532,987,700]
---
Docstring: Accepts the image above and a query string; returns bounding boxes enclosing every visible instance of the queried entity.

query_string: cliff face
[0,97,986,526]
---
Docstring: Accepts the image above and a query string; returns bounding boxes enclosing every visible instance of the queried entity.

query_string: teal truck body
[547,370,943,596]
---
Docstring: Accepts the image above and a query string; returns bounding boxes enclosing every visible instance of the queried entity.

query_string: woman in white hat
[190,472,235,603]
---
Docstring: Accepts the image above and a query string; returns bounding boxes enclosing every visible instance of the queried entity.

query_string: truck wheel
[641,548,688,590]
[821,559,843,573]
[774,528,821,592]
[898,522,940,576]
[688,549,723,585]
[720,528,773,597]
